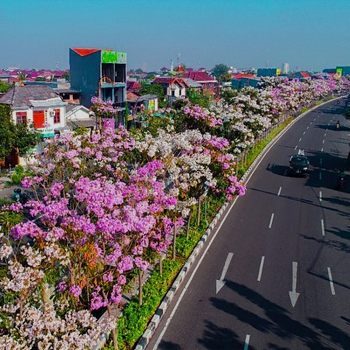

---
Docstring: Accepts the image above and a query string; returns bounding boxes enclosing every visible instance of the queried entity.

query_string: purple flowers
[50,182,65,198]
[69,285,82,298]
[58,282,67,292]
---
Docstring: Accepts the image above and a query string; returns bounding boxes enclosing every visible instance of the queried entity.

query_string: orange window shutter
[33,111,45,128]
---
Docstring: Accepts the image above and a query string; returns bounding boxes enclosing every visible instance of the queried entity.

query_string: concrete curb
[134,96,344,350]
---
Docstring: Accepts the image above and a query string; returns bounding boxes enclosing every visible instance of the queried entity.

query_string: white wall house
[0,85,68,138]
[166,81,186,98]
[65,104,96,131]
[12,97,68,138]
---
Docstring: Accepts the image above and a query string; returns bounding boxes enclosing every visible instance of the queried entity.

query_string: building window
[16,112,27,125]
[54,109,60,124]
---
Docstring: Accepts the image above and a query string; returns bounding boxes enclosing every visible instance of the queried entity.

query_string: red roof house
[180,71,217,93]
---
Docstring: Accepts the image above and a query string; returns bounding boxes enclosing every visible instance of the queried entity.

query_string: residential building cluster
[0,47,349,169]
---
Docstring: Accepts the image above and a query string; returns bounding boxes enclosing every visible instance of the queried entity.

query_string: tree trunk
[139,272,143,306]
[172,226,177,260]
[112,327,118,350]
[159,256,163,276]
[106,303,119,350]
[186,212,191,239]
[197,199,201,226]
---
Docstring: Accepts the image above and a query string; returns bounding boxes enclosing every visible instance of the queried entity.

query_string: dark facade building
[69,48,127,125]
[257,68,281,77]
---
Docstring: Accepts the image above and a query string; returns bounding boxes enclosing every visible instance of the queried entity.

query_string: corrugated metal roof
[182,78,202,88]
[29,97,67,108]
[0,85,62,108]
[128,94,158,102]
[67,119,96,128]
[66,104,89,114]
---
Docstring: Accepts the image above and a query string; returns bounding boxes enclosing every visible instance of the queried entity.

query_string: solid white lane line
[319,171,322,180]
[277,187,282,196]
[257,256,265,281]
[244,334,250,350]
[327,267,336,295]
[321,219,325,236]
[299,138,302,142]
[319,191,322,202]
[269,213,275,228]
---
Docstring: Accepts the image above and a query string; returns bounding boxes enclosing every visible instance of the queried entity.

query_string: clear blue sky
[1,0,349,72]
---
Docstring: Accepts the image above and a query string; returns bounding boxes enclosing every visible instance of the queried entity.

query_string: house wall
[12,105,66,137]
[144,98,158,112]
[167,85,183,98]
[70,50,101,108]
[66,108,90,120]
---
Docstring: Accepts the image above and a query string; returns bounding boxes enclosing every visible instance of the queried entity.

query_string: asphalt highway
[147,98,350,350]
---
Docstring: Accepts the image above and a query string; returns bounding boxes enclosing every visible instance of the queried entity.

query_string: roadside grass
[237,117,295,177]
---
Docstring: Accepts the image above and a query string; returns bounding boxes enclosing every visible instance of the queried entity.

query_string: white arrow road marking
[257,256,265,281]
[289,261,300,307]
[269,213,275,229]
[244,334,250,350]
[319,191,322,202]
[277,187,282,196]
[321,219,325,236]
[216,252,234,294]
[327,267,336,295]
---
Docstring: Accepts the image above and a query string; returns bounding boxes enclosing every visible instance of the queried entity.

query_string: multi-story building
[283,62,290,75]
[69,48,127,125]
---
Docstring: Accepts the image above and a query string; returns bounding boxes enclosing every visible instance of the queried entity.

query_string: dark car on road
[289,150,309,177]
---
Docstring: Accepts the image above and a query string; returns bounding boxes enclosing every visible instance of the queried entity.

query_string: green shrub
[116,259,182,350]
[9,165,31,185]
